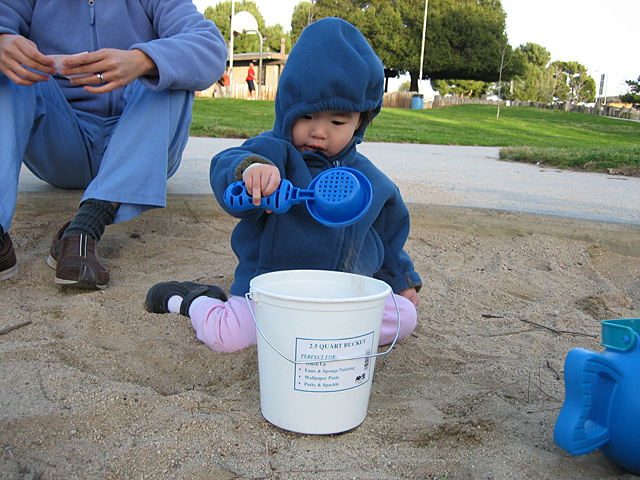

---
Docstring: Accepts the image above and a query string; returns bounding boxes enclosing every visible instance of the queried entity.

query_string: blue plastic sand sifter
[223,167,372,227]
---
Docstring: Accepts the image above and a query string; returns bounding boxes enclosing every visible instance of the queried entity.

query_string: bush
[500,145,640,176]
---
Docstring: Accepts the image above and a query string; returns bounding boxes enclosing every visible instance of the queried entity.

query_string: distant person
[0,0,228,289]
[246,62,256,100]
[223,68,231,97]
[145,17,421,354]
[214,68,231,98]
[215,75,225,97]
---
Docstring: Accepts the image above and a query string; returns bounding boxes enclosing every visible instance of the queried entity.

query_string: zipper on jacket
[88,0,113,116]
[88,0,98,49]
[333,160,341,167]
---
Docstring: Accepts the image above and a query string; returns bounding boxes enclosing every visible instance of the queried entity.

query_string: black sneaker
[145,281,228,316]
[0,233,18,281]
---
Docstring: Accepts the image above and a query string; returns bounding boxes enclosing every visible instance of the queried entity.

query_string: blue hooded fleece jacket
[210,17,422,297]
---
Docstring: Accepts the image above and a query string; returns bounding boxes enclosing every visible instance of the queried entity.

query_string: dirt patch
[2,198,640,479]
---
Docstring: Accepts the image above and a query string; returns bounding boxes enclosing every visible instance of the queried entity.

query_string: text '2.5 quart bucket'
[247,270,398,435]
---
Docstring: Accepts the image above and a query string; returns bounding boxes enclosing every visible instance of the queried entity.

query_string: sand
[2,190,640,480]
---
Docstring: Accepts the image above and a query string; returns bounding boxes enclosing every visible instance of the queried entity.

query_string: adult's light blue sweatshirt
[0,0,228,117]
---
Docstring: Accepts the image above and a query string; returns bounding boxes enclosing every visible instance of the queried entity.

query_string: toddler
[146,17,422,353]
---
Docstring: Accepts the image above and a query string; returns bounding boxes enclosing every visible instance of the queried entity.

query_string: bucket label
[294,331,375,393]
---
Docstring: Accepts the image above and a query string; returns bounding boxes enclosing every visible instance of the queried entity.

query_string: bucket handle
[245,292,401,365]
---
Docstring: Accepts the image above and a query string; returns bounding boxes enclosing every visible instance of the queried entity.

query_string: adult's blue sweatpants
[0,75,194,231]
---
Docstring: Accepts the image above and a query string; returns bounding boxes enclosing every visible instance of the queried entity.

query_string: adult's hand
[0,34,55,85]
[61,48,158,94]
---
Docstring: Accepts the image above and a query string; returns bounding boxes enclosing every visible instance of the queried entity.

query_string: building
[196,39,289,100]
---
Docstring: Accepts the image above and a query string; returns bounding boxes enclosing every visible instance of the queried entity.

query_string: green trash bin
[412,93,424,109]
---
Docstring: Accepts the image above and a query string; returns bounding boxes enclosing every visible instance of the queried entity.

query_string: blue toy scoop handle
[554,348,621,455]
[222,167,372,227]
[223,179,313,214]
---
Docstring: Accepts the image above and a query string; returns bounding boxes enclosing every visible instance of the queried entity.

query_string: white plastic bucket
[247,269,397,435]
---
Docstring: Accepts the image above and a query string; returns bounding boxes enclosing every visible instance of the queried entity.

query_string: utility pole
[418,0,428,93]
[229,0,235,86]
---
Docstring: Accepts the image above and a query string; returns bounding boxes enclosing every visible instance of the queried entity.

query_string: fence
[381,91,639,121]
[195,83,277,101]
[382,92,506,109]
[511,99,640,121]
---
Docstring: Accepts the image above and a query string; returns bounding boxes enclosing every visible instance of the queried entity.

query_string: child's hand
[242,164,281,207]
[399,287,419,307]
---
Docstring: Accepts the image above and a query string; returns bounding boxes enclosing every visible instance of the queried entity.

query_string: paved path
[18,137,640,226]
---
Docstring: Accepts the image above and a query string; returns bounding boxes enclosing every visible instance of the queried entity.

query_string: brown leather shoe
[0,233,18,281]
[46,222,109,289]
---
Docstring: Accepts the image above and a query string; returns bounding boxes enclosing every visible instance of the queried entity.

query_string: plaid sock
[63,199,117,242]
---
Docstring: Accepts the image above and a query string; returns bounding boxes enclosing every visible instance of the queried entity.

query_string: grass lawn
[191,98,640,175]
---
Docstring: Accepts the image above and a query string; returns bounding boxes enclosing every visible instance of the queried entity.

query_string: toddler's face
[291,111,361,158]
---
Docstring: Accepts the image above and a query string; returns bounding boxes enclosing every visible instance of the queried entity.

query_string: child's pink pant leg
[189,293,416,353]
[379,294,417,346]
[189,296,257,353]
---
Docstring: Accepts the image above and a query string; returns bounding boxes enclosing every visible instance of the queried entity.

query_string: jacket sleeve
[210,133,298,219]
[133,0,228,92]
[373,183,422,294]
[0,1,33,37]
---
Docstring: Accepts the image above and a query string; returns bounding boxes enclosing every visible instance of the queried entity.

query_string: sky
[193,0,639,97]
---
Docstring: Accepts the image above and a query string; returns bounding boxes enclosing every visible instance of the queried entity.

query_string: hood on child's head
[273,17,385,143]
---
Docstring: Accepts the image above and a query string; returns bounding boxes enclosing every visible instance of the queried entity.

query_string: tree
[417,0,510,85]
[311,0,512,92]
[431,79,489,98]
[551,61,595,104]
[506,44,597,104]
[519,42,551,68]
[205,1,292,55]
[494,41,509,118]
[430,36,525,103]
[398,81,411,92]
[514,64,557,102]
[509,43,556,102]
[291,2,318,42]
[356,0,405,79]
[620,76,640,108]
[263,24,292,53]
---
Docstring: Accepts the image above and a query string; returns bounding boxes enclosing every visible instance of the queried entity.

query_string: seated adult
[0,0,228,289]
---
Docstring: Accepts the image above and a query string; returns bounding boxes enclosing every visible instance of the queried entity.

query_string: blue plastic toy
[554,318,640,474]
[223,167,372,227]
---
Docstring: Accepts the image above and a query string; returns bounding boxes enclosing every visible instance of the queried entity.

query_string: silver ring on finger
[96,72,105,82]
